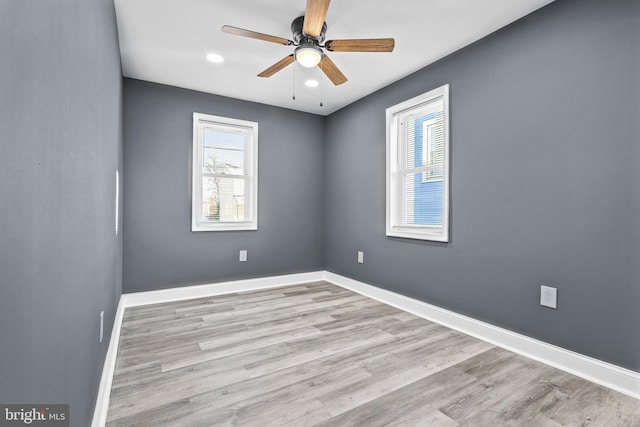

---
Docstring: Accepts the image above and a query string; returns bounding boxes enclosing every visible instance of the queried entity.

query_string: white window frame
[192,113,258,232]
[386,84,450,242]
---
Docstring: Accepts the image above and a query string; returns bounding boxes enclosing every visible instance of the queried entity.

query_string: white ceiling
[114,0,555,116]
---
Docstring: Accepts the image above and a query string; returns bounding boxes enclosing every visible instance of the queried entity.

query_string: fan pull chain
[292,64,296,101]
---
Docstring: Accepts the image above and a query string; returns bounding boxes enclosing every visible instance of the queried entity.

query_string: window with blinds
[192,113,258,231]
[386,84,449,242]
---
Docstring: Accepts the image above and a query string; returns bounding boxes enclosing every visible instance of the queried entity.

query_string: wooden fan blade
[303,0,331,37]
[222,25,293,45]
[258,55,295,78]
[319,55,347,86]
[325,38,395,52]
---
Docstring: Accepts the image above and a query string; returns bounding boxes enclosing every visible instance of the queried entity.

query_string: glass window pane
[202,128,245,175]
[404,101,444,170]
[202,177,246,222]
[403,173,443,227]
[423,168,444,182]
[423,118,445,167]
[405,116,416,169]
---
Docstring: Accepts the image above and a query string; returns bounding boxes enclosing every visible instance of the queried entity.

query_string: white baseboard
[92,270,639,426]
[91,298,126,427]
[121,271,326,307]
[324,271,640,401]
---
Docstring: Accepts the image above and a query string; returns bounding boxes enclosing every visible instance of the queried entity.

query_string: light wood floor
[106,281,640,426]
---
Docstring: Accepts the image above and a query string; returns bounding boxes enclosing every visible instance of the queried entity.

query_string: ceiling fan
[221,0,395,86]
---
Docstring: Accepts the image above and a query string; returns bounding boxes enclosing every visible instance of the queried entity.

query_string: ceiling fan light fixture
[295,44,322,68]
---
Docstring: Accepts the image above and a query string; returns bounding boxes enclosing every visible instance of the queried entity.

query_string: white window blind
[386,84,450,242]
[192,113,258,231]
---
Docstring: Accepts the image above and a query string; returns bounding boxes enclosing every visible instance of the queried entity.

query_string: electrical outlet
[239,250,247,262]
[99,311,104,343]
[357,251,364,264]
[540,285,557,309]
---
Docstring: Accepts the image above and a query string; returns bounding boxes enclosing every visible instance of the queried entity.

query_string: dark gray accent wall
[122,79,325,292]
[324,0,640,371]
[0,1,122,426]
[633,0,640,371]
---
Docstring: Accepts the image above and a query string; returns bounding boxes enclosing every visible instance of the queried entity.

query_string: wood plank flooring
[106,281,640,426]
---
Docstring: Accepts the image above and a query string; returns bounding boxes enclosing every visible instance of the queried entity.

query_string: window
[386,84,450,242]
[192,113,258,231]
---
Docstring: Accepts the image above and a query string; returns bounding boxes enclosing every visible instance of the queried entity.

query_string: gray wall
[0,1,123,426]
[123,80,325,292]
[324,0,640,371]
[634,0,640,371]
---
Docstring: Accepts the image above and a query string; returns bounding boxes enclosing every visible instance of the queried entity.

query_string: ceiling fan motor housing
[291,16,327,45]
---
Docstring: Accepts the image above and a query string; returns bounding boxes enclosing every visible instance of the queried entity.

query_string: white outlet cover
[540,285,557,309]
[357,251,364,264]
[239,250,247,262]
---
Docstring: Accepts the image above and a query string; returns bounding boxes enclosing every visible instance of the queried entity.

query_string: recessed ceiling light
[206,53,224,64]
[305,80,319,88]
